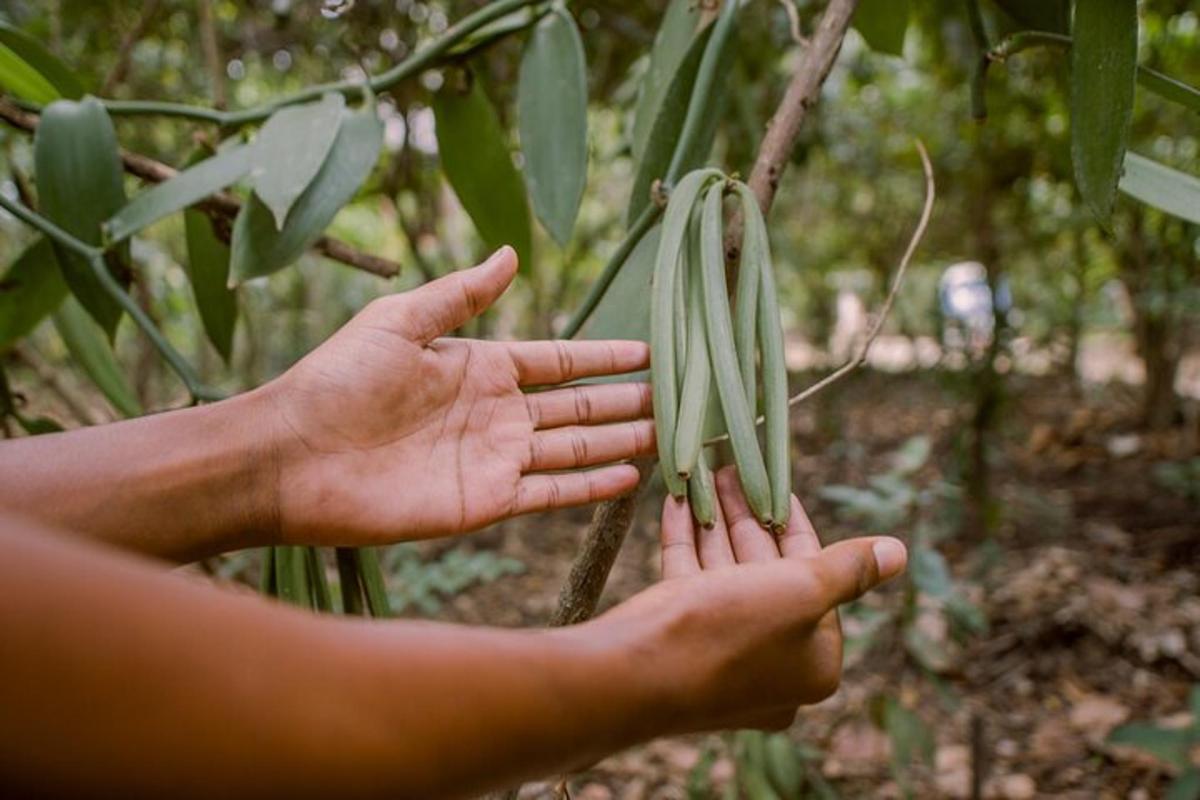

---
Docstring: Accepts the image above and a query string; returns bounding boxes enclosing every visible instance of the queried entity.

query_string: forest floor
[415,368,1199,800]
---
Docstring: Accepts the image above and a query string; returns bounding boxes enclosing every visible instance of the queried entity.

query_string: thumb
[807,536,907,609]
[400,246,518,343]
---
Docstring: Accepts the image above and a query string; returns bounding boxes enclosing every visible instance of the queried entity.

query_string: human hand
[261,247,655,546]
[590,467,906,734]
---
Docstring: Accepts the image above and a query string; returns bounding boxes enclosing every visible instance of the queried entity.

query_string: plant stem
[986,31,1200,114]
[0,193,223,403]
[27,0,545,128]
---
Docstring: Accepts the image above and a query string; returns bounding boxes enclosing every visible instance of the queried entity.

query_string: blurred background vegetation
[0,1,1198,797]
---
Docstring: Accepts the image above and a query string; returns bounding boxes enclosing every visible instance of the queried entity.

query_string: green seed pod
[748,193,792,530]
[674,210,711,479]
[33,96,130,339]
[698,182,773,525]
[687,453,717,528]
[650,168,722,498]
[732,184,762,413]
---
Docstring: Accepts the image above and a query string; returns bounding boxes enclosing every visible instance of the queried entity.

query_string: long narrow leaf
[253,93,346,230]
[433,75,532,270]
[34,97,130,337]
[0,22,84,100]
[231,104,382,282]
[105,143,257,244]
[1070,0,1138,222]
[184,210,238,361]
[1119,152,1200,225]
[631,0,706,164]
[52,295,141,418]
[518,7,588,247]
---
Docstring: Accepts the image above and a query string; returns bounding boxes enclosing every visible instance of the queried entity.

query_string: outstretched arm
[0,248,655,561]
[0,488,904,798]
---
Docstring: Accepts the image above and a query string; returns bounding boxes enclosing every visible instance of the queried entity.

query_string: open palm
[267,247,655,546]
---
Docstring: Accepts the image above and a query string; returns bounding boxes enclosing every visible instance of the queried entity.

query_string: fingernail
[872,538,907,580]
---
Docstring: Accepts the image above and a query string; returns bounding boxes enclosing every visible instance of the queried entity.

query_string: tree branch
[0,99,401,279]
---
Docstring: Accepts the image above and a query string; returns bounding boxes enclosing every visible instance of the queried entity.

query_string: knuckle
[570,431,589,464]
[573,386,593,421]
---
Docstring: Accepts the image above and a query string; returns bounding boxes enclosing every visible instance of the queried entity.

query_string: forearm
[0,389,279,560]
[0,515,662,799]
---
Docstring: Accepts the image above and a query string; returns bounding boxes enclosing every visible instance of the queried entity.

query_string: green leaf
[989,0,1069,34]
[1070,0,1138,222]
[1108,723,1192,769]
[1119,152,1200,225]
[631,0,706,165]
[0,237,68,350]
[518,7,588,248]
[231,104,383,282]
[0,21,84,101]
[433,74,532,270]
[582,223,659,348]
[52,296,141,418]
[105,143,257,244]
[0,43,58,104]
[1167,770,1200,800]
[34,96,130,338]
[1138,69,1200,115]
[184,210,237,362]
[253,93,346,230]
[14,414,63,435]
[882,696,935,768]
[626,21,732,225]
[854,0,910,57]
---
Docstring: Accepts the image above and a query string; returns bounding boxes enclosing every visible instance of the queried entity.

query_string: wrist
[556,612,691,745]
[203,385,289,550]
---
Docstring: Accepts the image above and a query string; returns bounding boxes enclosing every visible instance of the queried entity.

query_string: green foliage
[1108,689,1200,800]
[0,237,67,350]
[0,20,83,102]
[33,96,129,337]
[1119,152,1200,226]
[518,7,588,248]
[381,544,524,615]
[105,143,257,244]
[231,101,383,281]
[1154,458,1200,503]
[183,210,237,361]
[1070,0,1138,222]
[433,73,533,270]
[253,93,347,230]
[51,295,141,418]
[854,0,910,57]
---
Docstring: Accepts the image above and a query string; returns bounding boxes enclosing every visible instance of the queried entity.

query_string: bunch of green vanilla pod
[650,168,790,531]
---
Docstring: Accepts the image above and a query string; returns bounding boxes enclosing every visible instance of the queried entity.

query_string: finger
[513,464,642,515]
[697,484,736,570]
[660,496,701,579]
[807,537,907,609]
[526,383,652,430]
[508,340,650,386]
[715,466,780,563]
[527,420,655,472]
[392,247,518,344]
[777,495,822,558]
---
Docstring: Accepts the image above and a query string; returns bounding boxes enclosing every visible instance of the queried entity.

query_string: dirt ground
[413,369,1199,799]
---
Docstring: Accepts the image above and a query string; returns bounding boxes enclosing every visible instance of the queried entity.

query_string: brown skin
[0,248,907,798]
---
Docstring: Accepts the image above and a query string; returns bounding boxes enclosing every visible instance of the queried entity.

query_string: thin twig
[777,0,808,47]
[784,140,935,407]
[101,0,162,95]
[0,99,401,279]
